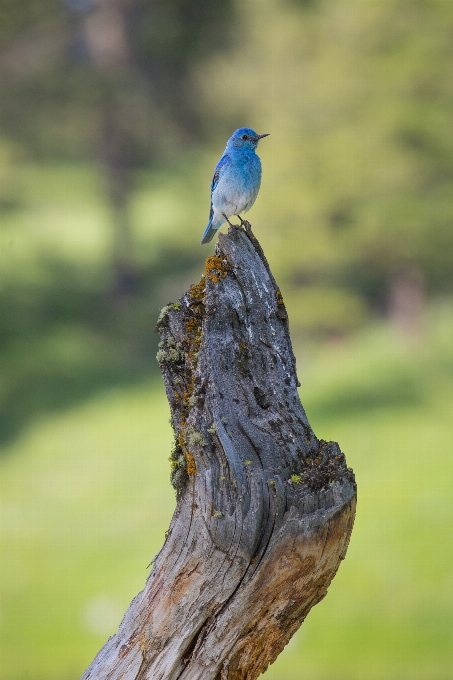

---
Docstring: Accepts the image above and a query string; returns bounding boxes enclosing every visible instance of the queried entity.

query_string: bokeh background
[1,0,452,678]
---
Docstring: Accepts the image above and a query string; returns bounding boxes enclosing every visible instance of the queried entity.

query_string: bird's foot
[236,215,252,234]
[222,213,243,230]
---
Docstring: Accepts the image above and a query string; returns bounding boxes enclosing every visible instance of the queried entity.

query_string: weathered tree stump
[82,224,356,680]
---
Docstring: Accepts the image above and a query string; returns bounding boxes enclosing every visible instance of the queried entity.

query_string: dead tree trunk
[82,224,356,680]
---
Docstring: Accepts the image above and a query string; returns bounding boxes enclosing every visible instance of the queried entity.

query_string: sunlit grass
[1,307,453,679]
[0,158,208,279]
[0,163,113,270]
[0,386,174,679]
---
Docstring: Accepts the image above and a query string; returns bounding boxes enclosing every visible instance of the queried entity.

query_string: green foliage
[0,0,60,47]
[0,0,235,162]
[199,0,453,320]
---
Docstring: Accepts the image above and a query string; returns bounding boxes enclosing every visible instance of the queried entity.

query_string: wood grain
[82,224,356,680]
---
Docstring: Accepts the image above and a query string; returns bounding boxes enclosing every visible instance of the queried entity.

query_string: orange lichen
[186,317,201,336]
[176,422,198,476]
[205,255,229,283]
[188,275,206,304]
[185,278,205,364]
[186,452,197,475]
[165,271,209,488]
[185,318,203,365]
[275,288,288,320]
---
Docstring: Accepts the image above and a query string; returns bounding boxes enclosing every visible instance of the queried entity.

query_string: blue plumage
[201,127,269,245]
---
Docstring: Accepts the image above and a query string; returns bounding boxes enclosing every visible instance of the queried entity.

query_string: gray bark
[82,224,356,680]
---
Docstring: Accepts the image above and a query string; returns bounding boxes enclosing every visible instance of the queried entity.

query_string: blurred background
[1,0,452,678]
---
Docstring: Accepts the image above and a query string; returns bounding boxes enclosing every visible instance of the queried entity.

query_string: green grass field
[1,303,452,680]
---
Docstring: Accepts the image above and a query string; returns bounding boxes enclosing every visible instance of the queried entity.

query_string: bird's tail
[200,219,218,245]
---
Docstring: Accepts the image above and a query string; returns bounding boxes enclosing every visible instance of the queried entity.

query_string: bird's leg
[222,213,239,228]
[236,215,252,233]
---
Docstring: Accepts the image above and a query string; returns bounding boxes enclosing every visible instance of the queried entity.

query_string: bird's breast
[212,155,261,216]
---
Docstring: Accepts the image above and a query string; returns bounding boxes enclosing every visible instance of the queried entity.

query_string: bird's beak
[256,133,270,140]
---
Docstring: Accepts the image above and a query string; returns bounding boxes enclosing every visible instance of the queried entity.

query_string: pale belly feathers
[211,156,261,225]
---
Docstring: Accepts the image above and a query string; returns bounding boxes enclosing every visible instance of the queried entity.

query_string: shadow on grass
[307,369,423,422]
[0,245,202,448]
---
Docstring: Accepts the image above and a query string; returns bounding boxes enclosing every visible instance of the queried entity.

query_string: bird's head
[228,127,269,151]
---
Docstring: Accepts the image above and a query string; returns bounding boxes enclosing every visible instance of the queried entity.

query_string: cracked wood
[81,224,356,680]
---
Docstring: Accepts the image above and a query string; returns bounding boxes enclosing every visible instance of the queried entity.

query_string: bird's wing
[211,153,230,194]
[208,153,229,223]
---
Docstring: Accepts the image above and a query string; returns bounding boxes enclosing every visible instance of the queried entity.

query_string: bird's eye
[241,134,248,140]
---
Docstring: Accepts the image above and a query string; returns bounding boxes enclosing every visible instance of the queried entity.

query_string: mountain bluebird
[200,127,269,245]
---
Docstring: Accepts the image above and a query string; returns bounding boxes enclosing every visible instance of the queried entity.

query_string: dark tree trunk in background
[83,0,138,295]
[99,95,136,295]
[82,225,356,680]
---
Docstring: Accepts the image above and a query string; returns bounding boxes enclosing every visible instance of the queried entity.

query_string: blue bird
[200,127,269,245]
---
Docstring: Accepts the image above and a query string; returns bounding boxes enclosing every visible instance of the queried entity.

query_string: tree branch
[82,224,356,680]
